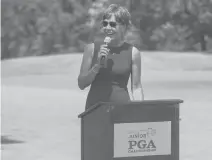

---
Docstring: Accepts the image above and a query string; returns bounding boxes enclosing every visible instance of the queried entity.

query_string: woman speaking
[78,4,144,110]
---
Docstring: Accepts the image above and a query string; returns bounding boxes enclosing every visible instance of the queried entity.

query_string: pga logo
[127,128,157,152]
[128,139,156,150]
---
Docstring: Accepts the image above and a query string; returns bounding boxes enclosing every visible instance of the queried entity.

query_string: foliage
[1,0,93,59]
[1,0,212,60]
[127,0,212,51]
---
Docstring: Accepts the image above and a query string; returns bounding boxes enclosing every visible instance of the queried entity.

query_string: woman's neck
[109,39,125,47]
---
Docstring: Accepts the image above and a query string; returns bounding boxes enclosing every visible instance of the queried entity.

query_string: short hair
[102,4,131,28]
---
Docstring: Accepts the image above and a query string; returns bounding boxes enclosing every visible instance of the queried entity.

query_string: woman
[78,4,144,110]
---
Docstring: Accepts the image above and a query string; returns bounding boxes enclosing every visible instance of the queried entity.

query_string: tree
[172,0,212,51]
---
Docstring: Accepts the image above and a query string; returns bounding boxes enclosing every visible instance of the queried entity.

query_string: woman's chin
[108,36,117,42]
[104,33,115,37]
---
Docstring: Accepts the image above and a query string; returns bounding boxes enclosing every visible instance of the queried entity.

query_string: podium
[78,99,183,160]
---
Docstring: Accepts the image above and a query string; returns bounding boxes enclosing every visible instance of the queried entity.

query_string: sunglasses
[102,21,117,28]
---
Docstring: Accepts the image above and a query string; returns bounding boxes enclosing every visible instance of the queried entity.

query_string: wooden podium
[78,99,183,160]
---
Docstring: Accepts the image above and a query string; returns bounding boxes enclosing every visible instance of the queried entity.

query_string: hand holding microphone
[98,37,111,68]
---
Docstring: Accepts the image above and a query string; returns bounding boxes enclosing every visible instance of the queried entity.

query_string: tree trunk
[200,34,207,51]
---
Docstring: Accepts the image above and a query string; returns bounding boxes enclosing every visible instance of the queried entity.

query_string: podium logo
[128,128,156,153]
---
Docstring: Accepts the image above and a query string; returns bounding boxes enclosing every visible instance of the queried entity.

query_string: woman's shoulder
[83,40,100,58]
[122,42,139,49]
[84,43,94,53]
[131,44,141,61]
[124,41,141,53]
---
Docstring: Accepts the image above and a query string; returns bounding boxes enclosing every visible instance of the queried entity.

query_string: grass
[1,52,212,160]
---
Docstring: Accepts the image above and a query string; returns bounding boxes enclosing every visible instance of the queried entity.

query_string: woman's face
[102,14,127,44]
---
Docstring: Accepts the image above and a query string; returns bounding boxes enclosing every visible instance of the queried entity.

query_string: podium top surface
[78,99,183,118]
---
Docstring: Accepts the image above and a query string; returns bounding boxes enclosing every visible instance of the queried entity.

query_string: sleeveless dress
[85,40,133,110]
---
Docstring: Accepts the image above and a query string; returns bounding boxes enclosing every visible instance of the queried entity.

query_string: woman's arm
[78,43,101,90]
[131,46,144,101]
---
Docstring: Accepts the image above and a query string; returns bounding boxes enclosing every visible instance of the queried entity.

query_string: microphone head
[104,36,112,44]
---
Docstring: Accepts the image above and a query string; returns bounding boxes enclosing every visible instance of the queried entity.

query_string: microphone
[100,36,111,68]
[104,36,112,45]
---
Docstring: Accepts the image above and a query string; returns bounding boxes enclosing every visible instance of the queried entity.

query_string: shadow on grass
[1,136,25,145]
